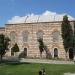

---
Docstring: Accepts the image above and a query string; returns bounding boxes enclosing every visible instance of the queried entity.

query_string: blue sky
[0,0,75,27]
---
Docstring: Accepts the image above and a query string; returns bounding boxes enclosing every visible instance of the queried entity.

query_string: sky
[0,0,75,27]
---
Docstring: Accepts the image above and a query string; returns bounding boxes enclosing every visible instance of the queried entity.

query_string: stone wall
[5,21,74,59]
[0,27,5,35]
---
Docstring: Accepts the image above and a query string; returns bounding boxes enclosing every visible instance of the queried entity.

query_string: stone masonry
[0,21,74,59]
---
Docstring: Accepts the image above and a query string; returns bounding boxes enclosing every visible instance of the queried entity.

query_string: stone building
[0,14,75,59]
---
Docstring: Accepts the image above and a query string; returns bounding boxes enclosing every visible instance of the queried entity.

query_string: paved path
[20,58,74,64]
[64,73,75,75]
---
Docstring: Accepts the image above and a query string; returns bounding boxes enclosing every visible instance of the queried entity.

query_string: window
[37,30,44,40]
[52,31,60,42]
[22,31,28,42]
[10,32,16,42]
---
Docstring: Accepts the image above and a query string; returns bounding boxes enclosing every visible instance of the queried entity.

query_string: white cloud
[7,10,75,24]
[42,10,57,15]
[8,16,27,24]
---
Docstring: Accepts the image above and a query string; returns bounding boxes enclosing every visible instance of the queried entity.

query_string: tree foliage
[11,43,19,53]
[73,22,75,48]
[38,38,44,54]
[73,22,75,56]
[0,34,10,61]
[38,38,51,58]
[61,15,73,52]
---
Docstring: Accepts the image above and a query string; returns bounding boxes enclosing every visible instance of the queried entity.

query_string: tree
[0,34,10,61]
[4,37,10,50]
[73,22,75,58]
[61,15,73,59]
[11,43,19,56]
[38,38,51,58]
[38,38,44,58]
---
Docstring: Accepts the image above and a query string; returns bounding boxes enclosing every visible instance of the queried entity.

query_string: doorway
[54,48,58,58]
[69,48,74,60]
[24,48,27,57]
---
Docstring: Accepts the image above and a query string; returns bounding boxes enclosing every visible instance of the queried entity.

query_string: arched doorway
[24,48,27,57]
[11,47,14,56]
[69,48,74,60]
[18,48,27,58]
[54,48,58,58]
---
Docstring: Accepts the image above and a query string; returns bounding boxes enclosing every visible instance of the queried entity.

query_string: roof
[0,27,5,29]
[7,11,75,24]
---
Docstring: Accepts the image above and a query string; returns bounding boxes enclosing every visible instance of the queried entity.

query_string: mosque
[0,11,75,59]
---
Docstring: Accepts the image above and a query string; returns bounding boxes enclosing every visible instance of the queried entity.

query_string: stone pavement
[20,58,74,64]
[64,73,75,75]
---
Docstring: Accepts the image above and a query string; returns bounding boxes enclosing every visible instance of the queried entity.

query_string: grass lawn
[0,62,75,75]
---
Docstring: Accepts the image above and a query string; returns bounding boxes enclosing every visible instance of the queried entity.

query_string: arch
[22,31,29,42]
[19,48,27,58]
[54,48,58,58]
[10,31,16,42]
[69,48,74,60]
[24,48,27,57]
[52,31,60,42]
[37,30,44,40]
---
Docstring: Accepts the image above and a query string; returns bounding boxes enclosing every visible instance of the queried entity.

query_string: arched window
[52,31,60,42]
[22,31,28,42]
[37,30,44,40]
[54,48,58,58]
[10,32,16,42]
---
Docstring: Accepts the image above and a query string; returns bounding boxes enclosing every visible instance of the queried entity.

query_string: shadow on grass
[0,60,31,66]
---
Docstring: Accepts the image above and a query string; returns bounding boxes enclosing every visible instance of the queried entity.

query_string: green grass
[0,62,75,75]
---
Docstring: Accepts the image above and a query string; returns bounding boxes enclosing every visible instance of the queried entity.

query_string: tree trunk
[73,49,75,62]
[73,55,75,63]
[65,51,68,61]
[65,52,67,60]
[0,55,3,62]
[40,52,42,59]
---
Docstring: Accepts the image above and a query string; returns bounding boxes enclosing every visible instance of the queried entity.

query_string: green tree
[0,34,10,61]
[11,43,19,56]
[61,15,73,59]
[38,38,51,58]
[73,22,75,58]
[38,38,44,58]
[4,37,10,50]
